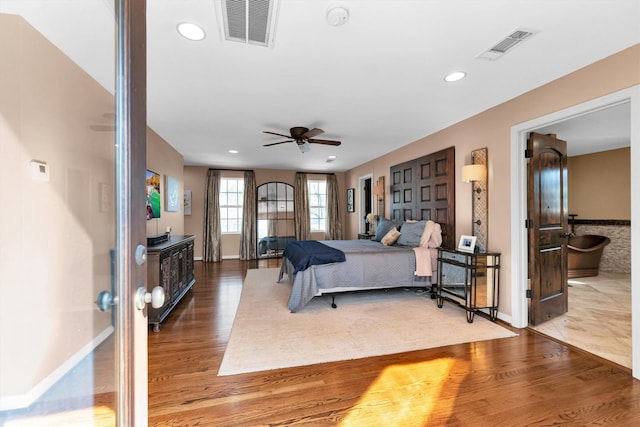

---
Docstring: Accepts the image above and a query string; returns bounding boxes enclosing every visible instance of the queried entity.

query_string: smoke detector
[327,6,349,26]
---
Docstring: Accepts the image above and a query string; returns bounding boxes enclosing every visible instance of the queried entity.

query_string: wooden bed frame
[389,146,456,249]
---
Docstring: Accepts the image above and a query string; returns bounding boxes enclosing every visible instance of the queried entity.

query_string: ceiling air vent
[476,28,538,61]
[221,0,278,47]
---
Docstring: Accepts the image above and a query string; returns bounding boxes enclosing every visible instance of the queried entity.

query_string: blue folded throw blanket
[282,240,346,274]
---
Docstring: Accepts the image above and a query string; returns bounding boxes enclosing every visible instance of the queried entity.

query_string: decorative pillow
[374,218,401,242]
[396,220,427,247]
[381,228,401,246]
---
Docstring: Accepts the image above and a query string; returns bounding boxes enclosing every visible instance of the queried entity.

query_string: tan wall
[0,14,186,407]
[184,167,345,259]
[344,44,640,320]
[1,14,115,401]
[568,147,630,220]
[146,127,185,237]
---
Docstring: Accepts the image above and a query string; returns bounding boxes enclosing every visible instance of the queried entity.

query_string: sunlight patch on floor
[4,406,114,427]
[339,358,462,426]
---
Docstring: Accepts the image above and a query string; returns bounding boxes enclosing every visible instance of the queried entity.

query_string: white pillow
[381,228,401,246]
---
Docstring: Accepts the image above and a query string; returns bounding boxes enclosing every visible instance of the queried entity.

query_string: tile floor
[530,271,631,368]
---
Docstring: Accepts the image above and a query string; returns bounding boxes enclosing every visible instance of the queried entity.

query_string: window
[220,178,244,233]
[308,179,327,232]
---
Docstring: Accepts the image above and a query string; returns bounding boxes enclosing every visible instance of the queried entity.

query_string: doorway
[358,174,373,234]
[510,85,640,378]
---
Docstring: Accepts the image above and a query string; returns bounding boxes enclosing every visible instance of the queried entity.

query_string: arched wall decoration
[256,182,295,258]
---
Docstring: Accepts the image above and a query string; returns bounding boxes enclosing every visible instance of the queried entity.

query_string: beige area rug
[218,268,517,376]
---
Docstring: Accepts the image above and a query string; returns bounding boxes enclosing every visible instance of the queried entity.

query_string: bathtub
[567,234,610,279]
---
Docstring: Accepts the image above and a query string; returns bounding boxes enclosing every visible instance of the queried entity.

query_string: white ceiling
[3,0,639,169]
[536,102,631,157]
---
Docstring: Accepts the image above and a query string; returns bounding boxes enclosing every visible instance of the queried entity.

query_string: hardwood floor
[148,259,640,426]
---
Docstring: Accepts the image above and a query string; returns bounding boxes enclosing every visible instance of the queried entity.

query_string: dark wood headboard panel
[390,146,456,249]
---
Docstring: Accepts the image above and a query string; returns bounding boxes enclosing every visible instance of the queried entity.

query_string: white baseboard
[0,326,114,411]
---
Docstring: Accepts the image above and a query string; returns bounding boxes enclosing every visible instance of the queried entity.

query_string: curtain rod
[296,171,336,176]
[208,168,254,173]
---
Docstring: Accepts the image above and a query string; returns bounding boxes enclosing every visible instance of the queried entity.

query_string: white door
[0,1,150,425]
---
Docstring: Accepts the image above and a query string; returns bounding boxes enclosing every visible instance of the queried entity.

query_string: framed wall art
[184,190,192,215]
[165,175,179,212]
[347,188,355,213]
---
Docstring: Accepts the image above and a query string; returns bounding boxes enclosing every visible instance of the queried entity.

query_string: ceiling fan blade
[308,138,341,146]
[90,124,115,132]
[263,130,292,138]
[301,128,324,139]
[263,140,294,147]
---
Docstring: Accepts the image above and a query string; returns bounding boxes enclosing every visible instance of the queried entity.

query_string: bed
[278,219,442,312]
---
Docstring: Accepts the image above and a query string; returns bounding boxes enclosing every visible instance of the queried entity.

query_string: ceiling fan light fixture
[444,71,466,82]
[327,6,349,26]
[299,142,311,153]
[177,22,206,41]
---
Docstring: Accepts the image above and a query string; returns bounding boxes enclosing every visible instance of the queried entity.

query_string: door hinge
[526,289,533,299]
[524,148,533,158]
[525,219,533,229]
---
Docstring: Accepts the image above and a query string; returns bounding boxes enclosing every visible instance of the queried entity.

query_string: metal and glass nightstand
[436,248,500,323]
[357,233,375,240]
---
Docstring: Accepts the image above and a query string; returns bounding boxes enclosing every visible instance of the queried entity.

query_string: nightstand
[357,233,375,240]
[436,248,500,323]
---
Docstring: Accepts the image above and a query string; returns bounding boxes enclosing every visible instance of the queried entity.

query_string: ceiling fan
[263,127,341,153]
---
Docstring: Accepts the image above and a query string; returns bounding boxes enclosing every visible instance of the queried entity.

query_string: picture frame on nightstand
[458,235,477,253]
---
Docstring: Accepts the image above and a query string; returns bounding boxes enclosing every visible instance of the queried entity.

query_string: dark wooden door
[528,132,569,325]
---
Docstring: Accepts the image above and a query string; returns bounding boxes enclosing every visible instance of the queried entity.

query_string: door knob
[135,286,165,310]
[96,290,118,312]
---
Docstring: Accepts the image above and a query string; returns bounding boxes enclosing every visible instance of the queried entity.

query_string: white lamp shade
[461,164,486,182]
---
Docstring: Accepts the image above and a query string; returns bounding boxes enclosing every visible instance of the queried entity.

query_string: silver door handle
[135,286,165,310]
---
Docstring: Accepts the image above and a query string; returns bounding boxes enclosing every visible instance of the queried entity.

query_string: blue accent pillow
[374,218,401,242]
[396,220,427,247]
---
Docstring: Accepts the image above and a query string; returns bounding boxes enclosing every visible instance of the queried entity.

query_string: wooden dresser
[147,235,195,331]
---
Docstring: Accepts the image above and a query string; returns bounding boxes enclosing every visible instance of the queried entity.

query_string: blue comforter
[282,240,346,273]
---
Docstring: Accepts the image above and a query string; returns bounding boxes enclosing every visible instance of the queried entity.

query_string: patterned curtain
[239,170,257,260]
[203,169,221,262]
[294,172,310,240]
[325,174,342,240]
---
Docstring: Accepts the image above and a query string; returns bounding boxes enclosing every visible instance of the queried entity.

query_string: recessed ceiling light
[177,22,206,41]
[228,149,238,154]
[327,6,349,26]
[328,155,337,159]
[444,71,466,82]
